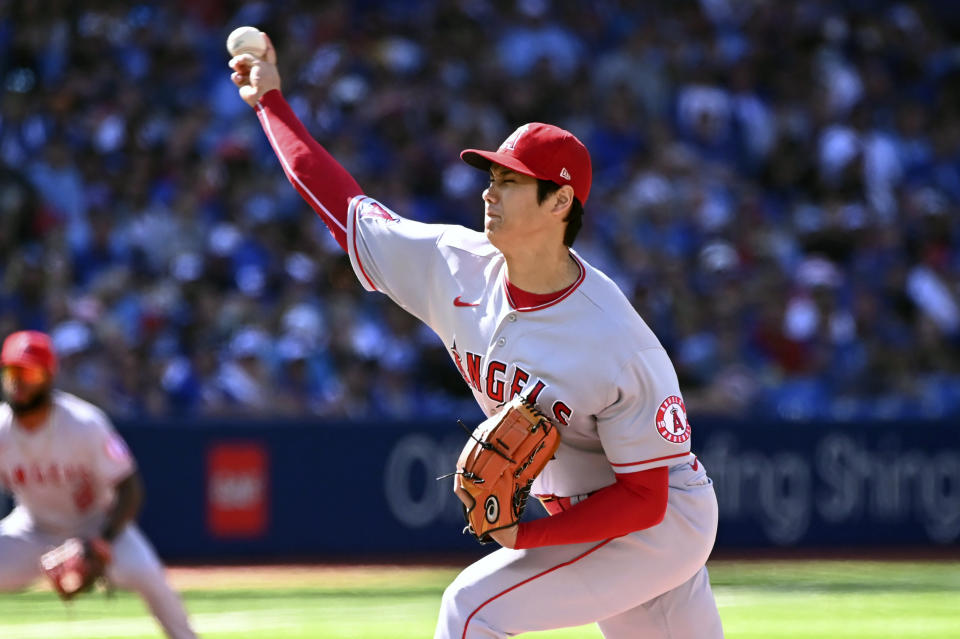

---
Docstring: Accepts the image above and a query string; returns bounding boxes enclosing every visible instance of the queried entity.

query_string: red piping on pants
[459,538,615,639]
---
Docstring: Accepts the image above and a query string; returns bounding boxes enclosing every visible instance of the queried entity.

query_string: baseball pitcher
[230,32,723,639]
[0,331,197,639]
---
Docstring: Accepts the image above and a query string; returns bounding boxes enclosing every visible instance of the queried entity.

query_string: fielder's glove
[448,395,561,543]
[40,537,112,600]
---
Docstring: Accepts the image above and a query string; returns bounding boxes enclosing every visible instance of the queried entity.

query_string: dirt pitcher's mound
[166,564,459,590]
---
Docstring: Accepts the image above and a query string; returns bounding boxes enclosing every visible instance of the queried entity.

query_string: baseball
[226,26,267,58]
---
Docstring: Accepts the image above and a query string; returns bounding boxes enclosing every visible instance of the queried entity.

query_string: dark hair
[536,180,584,247]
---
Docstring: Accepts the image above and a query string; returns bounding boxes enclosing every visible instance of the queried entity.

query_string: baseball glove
[40,537,112,600]
[450,395,561,543]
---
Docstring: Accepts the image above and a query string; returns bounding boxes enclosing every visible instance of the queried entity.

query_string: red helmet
[1,331,58,377]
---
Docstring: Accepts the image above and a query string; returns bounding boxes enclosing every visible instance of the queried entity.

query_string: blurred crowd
[2,0,959,422]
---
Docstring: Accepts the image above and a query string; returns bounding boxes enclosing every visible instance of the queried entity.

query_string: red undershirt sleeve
[255,89,363,252]
[515,466,669,549]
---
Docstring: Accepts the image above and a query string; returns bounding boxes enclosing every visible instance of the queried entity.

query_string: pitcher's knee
[437,579,504,639]
[438,580,469,625]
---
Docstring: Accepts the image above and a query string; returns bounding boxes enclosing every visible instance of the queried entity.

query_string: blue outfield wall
[127,417,960,560]
[3,418,958,560]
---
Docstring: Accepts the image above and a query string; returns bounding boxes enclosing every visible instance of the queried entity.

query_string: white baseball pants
[0,507,197,639]
[435,470,723,638]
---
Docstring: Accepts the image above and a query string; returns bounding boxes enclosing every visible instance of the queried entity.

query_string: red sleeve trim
[515,466,669,549]
[347,196,379,292]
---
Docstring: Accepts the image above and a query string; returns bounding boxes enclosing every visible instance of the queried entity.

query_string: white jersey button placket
[493,310,517,349]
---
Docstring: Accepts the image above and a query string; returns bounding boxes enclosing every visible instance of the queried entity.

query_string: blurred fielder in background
[0,330,197,639]
[230,33,722,639]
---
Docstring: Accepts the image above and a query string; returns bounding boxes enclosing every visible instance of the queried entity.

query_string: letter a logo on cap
[501,124,529,151]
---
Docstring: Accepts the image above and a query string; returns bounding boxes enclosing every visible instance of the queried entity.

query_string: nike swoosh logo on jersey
[453,296,480,307]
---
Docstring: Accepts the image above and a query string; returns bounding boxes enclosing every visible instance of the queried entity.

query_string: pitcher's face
[482,165,544,248]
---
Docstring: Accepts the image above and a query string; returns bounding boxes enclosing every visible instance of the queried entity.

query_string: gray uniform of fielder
[0,391,196,639]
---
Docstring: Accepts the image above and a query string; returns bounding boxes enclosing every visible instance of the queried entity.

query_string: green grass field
[1,560,958,638]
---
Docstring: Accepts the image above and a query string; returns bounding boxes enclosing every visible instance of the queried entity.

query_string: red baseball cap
[1,331,58,377]
[461,122,592,204]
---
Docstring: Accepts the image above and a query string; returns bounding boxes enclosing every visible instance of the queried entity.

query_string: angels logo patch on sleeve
[655,395,690,444]
[358,199,400,223]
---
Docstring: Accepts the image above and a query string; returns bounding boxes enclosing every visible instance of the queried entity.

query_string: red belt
[535,492,594,516]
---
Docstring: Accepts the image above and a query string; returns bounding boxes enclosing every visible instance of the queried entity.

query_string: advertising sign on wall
[206,441,269,538]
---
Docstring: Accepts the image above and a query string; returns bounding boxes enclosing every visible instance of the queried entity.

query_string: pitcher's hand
[229,33,280,107]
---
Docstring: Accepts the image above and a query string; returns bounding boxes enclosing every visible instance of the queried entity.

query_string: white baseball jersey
[255,91,721,638]
[346,196,695,498]
[0,391,135,536]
